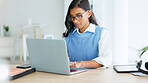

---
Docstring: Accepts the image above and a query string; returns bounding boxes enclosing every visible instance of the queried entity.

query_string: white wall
[112,0,129,64]
[128,0,148,63]
[0,0,64,39]
[64,0,72,31]
[94,0,148,64]
[94,0,128,64]
[93,0,113,30]
[0,0,64,57]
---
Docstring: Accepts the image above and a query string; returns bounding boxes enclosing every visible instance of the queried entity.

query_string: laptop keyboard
[70,69,78,72]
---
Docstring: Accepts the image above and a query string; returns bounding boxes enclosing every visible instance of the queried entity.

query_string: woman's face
[70,7,91,31]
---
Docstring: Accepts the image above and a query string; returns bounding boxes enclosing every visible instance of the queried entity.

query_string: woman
[63,0,111,68]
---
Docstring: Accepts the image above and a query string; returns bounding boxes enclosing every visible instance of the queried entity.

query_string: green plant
[3,25,9,32]
[139,46,148,58]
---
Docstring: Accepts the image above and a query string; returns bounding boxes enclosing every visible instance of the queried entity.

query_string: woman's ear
[88,10,92,18]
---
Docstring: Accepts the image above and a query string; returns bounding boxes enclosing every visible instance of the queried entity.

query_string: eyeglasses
[68,11,88,21]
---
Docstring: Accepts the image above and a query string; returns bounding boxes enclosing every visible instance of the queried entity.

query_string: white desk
[10,67,148,83]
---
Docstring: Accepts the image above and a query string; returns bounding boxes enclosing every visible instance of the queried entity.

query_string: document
[131,72,148,76]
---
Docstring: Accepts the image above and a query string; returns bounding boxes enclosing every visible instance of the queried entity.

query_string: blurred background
[0,0,148,69]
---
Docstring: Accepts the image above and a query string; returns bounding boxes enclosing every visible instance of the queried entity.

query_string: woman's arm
[69,60,103,68]
[69,29,112,68]
[93,29,112,68]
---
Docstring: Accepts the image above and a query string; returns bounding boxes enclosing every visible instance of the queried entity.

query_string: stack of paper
[131,72,148,76]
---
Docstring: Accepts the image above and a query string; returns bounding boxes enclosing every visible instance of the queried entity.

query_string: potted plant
[3,25,10,37]
[137,46,148,65]
[136,46,148,72]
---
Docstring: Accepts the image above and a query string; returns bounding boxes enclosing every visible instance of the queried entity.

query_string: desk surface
[10,67,148,83]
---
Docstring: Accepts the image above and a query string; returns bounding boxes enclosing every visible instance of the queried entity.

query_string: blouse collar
[72,23,96,34]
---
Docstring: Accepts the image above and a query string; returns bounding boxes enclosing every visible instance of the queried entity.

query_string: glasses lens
[68,16,81,21]
[77,15,82,20]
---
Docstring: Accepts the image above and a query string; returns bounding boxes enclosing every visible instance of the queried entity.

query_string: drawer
[0,37,15,58]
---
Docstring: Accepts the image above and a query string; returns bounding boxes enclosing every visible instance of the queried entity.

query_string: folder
[9,67,35,80]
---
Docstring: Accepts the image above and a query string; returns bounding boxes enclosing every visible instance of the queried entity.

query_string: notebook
[9,68,35,80]
[26,39,87,75]
[113,65,139,73]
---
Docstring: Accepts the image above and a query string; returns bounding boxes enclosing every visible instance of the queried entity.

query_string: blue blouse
[65,24,104,62]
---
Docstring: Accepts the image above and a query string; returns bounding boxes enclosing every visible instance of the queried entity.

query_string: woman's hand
[69,61,83,68]
[69,60,103,68]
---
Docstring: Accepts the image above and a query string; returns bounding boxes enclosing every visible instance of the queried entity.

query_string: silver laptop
[26,38,87,75]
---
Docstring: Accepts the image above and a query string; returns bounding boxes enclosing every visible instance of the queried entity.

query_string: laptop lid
[27,39,71,75]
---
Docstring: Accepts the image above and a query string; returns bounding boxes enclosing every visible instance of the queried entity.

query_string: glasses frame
[68,11,88,21]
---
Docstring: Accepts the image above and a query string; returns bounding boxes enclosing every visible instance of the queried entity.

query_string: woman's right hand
[69,61,83,68]
[69,62,75,68]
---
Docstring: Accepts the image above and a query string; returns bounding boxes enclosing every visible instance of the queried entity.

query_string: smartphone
[16,64,31,69]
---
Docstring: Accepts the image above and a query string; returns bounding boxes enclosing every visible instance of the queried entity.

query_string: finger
[69,62,74,65]
[70,64,75,68]
[69,62,75,68]
[73,61,77,68]
[75,62,81,68]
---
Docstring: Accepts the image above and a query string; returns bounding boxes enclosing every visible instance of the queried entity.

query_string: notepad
[113,65,139,73]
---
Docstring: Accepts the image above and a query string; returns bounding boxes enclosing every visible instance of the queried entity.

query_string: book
[9,67,35,80]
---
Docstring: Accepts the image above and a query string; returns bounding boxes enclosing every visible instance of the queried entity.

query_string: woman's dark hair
[63,0,98,37]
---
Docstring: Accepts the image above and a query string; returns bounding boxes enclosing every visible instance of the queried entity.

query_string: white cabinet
[0,37,14,58]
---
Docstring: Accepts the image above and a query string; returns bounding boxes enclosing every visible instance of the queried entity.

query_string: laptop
[26,38,87,75]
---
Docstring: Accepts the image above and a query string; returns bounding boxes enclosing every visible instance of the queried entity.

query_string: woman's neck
[79,22,90,33]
